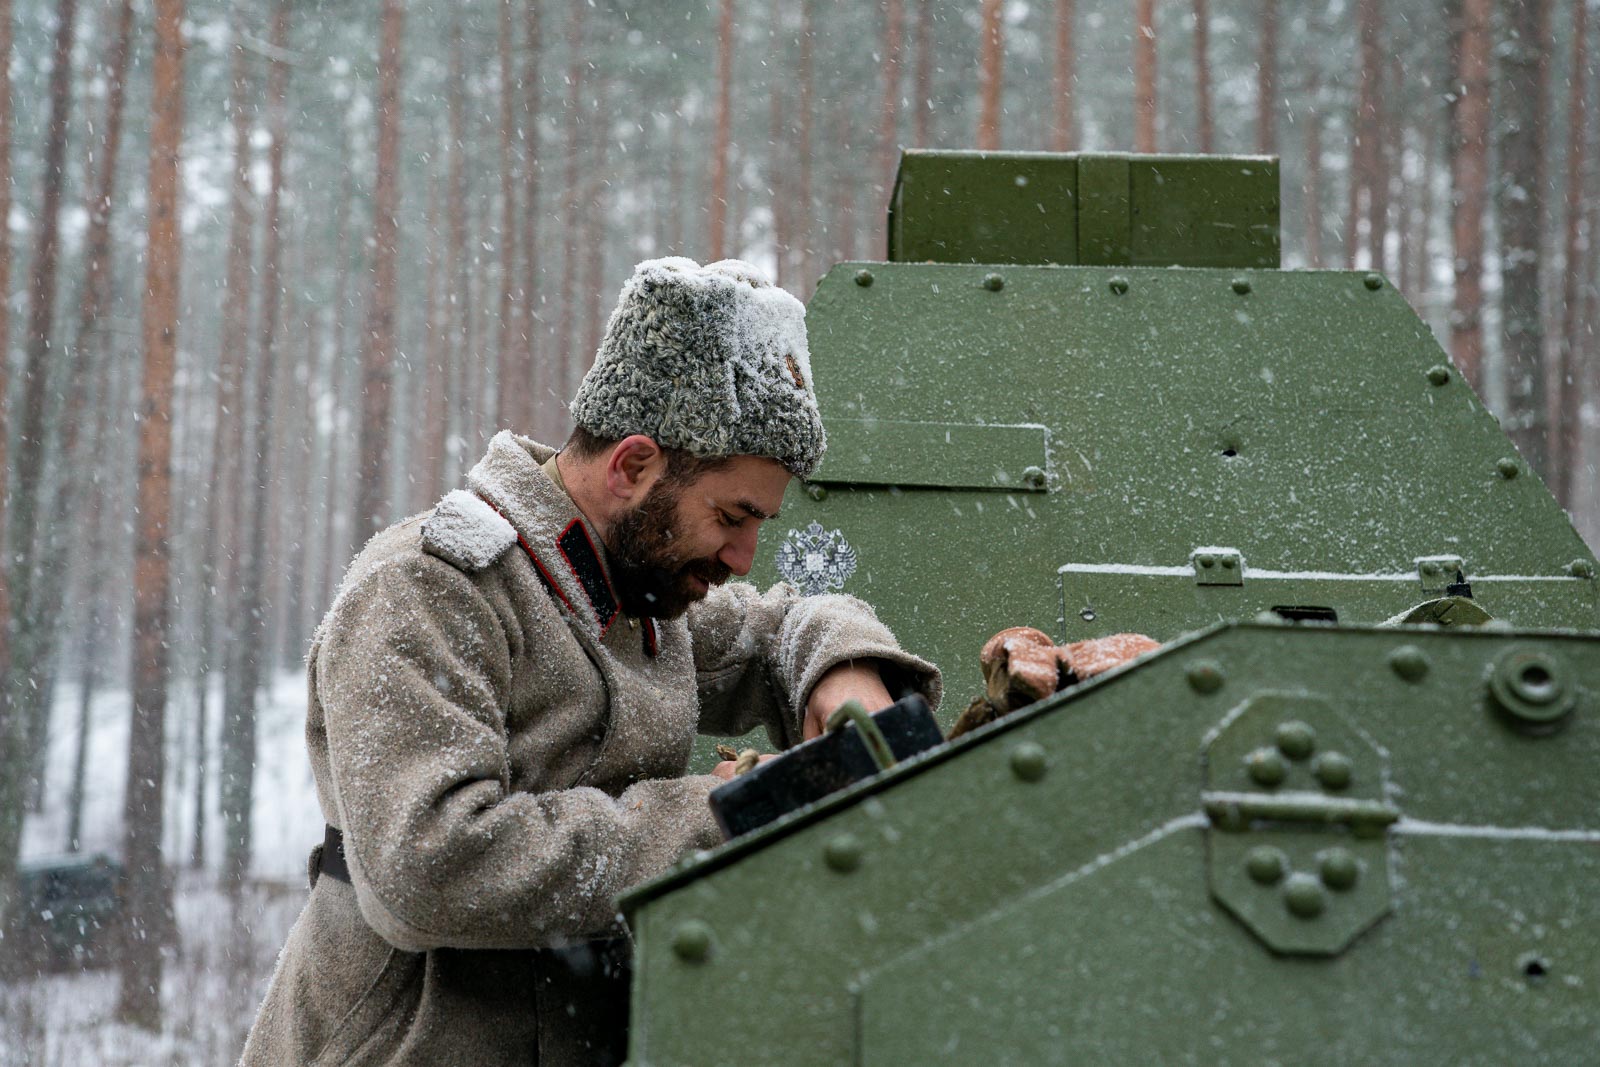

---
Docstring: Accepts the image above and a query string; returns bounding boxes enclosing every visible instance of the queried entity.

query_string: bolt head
[805,483,828,502]
[854,269,874,287]
[1021,465,1047,489]
[1196,553,1217,568]
[1318,848,1360,891]
[1231,277,1252,295]
[1568,559,1596,579]
[982,272,1005,291]
[1427,365,1452,386]
[1284,872,1328,918]
[1009,741,1048,782]
[1187,661,1225,694]
[1274,720,1317,761]
[1312,751,1354,790]
[1109,275,1130,295]
[1496,457,1520,479]
[1246,747,1289,787]
[1388,645,1429,682]
[671,920,714,963]
[1246,846,1288,885]
[824,833,863,873]
[1363,273,1384,290]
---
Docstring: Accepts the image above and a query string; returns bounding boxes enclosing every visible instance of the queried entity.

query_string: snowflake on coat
[775,521,857,596]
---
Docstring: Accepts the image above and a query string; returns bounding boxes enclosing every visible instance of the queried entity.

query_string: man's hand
[710,753,777,780]
[803,660,894,740]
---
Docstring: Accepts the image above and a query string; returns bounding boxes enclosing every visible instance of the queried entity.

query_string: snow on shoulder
[421,489,519,572]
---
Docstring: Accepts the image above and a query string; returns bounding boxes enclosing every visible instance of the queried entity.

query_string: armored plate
[624,624,1600,1066]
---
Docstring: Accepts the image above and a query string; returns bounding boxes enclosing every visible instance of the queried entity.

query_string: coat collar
[467,431,647,647]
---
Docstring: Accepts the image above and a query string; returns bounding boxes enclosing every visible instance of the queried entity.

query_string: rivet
[1186,661,1224,694]
[1318,848,1360,891]
[1517,952,1551,984]
[1312,751,1353,790]
[1388,645,1429,682]
[1009,741,1048,782]
[1488,648,1574,729]
[824,833,863,873]
[1021,465,1047,489]
[1231,277,1252,295]
[671,919,714,963]
[1109,275,1130,295]
[1220,556,1237,570]
[805,483,828,502]
[1363,273,1384,290]
[1420,561,1442,578]
[1567,559,1596,579]
[1196,553,1216,568]
[1245,846,1287,885]
[1245,747,1288,787]
[1496,457,1520,479]
[1427,365,1452,386]
[1274,720,1316,761]
[982,272,1005,291]
[1284,873,1328,918]
[854,269,874,287]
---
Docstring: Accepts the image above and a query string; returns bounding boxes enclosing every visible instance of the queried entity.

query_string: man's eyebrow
[736,499,778,521]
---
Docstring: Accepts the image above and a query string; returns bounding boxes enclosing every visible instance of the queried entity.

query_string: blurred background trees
[0,0,1596,1036]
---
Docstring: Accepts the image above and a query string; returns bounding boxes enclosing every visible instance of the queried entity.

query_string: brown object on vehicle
[714,743,763,776]
[948,628,1160,740]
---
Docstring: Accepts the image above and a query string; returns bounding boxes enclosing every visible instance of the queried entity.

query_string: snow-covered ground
[2,670,320,1066]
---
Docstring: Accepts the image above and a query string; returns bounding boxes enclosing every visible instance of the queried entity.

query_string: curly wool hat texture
[569,257,827,478]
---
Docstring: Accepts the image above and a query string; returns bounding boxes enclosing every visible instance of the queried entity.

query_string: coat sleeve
[686,580,942,748]
[314,551,723,953]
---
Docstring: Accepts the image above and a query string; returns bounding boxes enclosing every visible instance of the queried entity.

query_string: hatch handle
[825,700,898,772]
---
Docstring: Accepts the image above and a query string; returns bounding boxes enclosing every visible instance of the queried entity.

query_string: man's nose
[719,527,760,576]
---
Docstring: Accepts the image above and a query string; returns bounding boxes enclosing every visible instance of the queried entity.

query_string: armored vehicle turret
[625,151,1600,1065]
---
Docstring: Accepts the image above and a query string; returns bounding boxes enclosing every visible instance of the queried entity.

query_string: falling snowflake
[775,521,857,596]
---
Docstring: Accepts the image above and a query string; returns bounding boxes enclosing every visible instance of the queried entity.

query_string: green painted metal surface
[753,261,1596,696]
[888,150,1279,267]
[625,625,1600,1065]
[626,151,1600,1063]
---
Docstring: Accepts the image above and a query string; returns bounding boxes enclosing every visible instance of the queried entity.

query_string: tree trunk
[515,0,543,438]
[581,83,608,372]
[710,0,735,260]
[1257,0,1278,153]
[1193,0,1213,153]
[8,0,81,817]
[117,0,184,1029]
[1347,0,1383,267]
[223,0,290,894]
[1554,0,1588,505]
[1051,0,1076,151]
[557,0,585,410]
[977,0,1004,150]
[797,0,815,290]
[768,0,790,287]
[65,652,92,852]
[1498,0,1552,475]
[356,0,404,538]
[915,0,934,149]
[1303,76,1325,268]
[876,0,904,253]
[496,0,518,429]
[1450,0,1492,391]
[1134,0,1158,152]
[0,0,16,925]
[423,173,447,499]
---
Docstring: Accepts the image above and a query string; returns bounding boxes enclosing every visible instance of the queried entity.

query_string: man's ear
[604,435,666,503]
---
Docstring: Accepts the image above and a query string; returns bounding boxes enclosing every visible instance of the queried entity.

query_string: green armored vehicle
[624,151,1600,1064]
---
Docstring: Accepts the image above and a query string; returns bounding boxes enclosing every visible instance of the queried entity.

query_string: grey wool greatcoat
[241,431,940,1067]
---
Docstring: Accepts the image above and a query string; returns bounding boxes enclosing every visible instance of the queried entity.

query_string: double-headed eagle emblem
[775,521,857,596]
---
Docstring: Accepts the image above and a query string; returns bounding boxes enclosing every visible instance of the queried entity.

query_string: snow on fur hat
[569,257,827,478]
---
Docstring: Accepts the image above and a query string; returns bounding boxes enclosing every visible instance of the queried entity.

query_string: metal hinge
[1415,555,1464,594]
[1192,546,1244,586]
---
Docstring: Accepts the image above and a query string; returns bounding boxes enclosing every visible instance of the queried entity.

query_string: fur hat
[569,257,826,478]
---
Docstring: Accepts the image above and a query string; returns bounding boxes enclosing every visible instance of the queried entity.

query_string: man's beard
[604,481,731,619]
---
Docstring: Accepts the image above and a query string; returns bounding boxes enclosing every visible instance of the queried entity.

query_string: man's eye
[719,511,744,528]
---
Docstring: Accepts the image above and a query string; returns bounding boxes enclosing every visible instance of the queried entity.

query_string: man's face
[604,455,791,619]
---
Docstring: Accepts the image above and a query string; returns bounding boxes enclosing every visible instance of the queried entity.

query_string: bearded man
[242,258,940,1066]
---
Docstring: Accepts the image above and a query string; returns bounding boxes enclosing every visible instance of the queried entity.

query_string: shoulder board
[420,490,518,572]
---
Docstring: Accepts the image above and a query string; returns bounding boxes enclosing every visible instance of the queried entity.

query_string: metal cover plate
[811,419,1049,491]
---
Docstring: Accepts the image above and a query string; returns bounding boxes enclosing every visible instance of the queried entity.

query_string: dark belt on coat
[314,823,632,1064]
